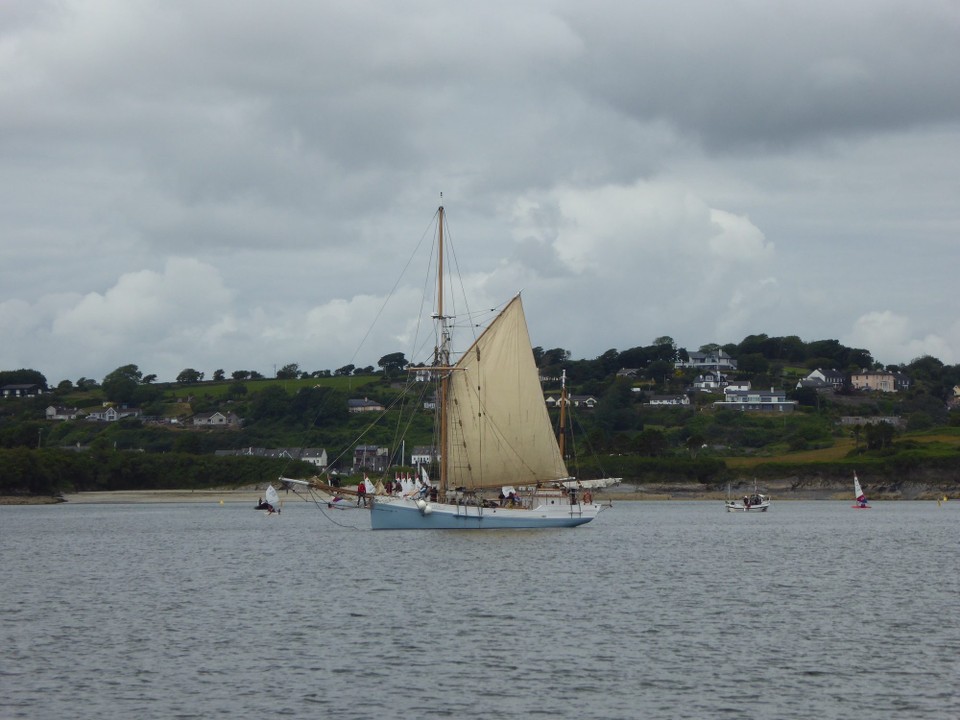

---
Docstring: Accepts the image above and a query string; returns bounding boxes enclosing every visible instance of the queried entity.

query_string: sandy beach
[0,486,277,505]
[62,489,270,504]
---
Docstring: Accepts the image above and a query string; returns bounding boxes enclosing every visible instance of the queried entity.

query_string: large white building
[714,389,796,413]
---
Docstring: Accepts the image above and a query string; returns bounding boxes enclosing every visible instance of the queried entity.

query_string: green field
[725,427,960,469]
[725,439,856,468]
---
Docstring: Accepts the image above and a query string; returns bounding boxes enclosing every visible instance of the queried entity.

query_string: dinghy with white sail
[260,483,281,515]
[852,471,870,509]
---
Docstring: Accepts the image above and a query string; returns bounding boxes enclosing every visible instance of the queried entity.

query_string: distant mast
[558,369,568,459]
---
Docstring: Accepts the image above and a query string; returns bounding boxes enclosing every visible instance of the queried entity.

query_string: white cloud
[0,258,237,382]
[846,311,959,366]
[494,181,780,357]
[707,210,773,262]
[53,258,231,339]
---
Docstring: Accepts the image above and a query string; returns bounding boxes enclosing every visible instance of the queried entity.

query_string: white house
[646,395,690,406]
[692,372,728,392]
[215,447,327,469]
[86,406,142,422]
[192,411,242,427]
[410,445,439,465]
[348,398,386,413]
[296,448,328,468]
[714,389,796,413]
[675,350,738,371]
[46,405,82,421]
[798,368,845,391]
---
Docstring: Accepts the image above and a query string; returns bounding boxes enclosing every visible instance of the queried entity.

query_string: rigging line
[439,211,483,350]
[396,224,438,378]
[322,381,422,475]
[281,216,439,481]
[287,484,363,529]
[412,227,438,363]
[441,300,509,372]
[347,209,441,369]
[400,379,434,446]
[406,313,441,368]
[568,404,611,479]
[384,374,430,469]
[277,385,341,480]
[459,306,501,325]
[387,386,409,468]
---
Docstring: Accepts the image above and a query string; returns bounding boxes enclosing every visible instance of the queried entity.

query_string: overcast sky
[2,0,958,385]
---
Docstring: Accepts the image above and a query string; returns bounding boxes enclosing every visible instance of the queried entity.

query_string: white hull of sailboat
[370,496,601,530]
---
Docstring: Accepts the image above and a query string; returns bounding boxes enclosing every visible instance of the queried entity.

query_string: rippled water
[2,500,957,719]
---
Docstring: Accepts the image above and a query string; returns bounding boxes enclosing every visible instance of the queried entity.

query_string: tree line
[0,446,314,497]
[7,332,958,395]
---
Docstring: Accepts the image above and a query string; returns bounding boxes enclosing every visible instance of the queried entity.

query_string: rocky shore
[605,476,957,501]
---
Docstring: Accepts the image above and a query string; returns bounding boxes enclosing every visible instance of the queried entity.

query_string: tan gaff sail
[444,295,568,489]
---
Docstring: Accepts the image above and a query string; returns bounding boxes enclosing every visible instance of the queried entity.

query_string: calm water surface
[2,500,957,719]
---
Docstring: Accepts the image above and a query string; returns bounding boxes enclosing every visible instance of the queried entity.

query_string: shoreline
[2,482,953,506]
[1,487,275,506]
[64,489,270,504]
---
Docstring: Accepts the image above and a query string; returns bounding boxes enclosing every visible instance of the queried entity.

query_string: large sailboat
[369,205,611,530]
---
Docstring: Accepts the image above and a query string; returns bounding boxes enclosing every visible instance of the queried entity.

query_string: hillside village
[2,334,959,496]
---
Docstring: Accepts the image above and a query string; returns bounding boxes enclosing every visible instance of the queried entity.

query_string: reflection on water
[2,500,957,719]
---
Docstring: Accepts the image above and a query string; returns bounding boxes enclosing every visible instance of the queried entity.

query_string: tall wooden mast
[437,204,449,497]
